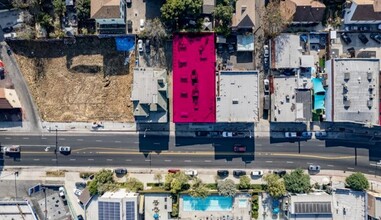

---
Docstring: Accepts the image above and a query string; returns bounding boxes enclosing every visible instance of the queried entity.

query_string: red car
[233,144,246,152]
[168,169,180,174]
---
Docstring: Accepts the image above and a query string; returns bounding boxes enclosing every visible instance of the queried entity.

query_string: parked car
[145,39,150,53]
[139,19,145,31]
[3,145,21,154]
[58,146,71,154]
[358,33,369,44]
[233,144,246,152]
[217,170,229,177]
[77,215,84,220]
[301,132,312,139]
[75,182,86,189]
[285,132,297,138]
[59,187,65,198]
[251,170,264,177]
[137,39,143,52]
[114,168,127,175]
[340,33,352,45]
[273,170,287,177]
[127,20,132,33]
[4,32,17,39]
[184,169,198,177]
[264,79,270,95]
[2,26,13,33]
[370,33,381,43]
[308,165,321,173]
[263,45,269,58]
[315,131,328,139]
[233,170,246,177]
[168,169,180,174]
[73,189,82,196]
[195,131,209,136]
[222,131,237,137]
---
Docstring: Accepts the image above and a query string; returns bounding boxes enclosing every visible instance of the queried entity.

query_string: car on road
[251,170,264,177]
[184,169,198,177]
[274,170,287,177]
[114,168,127,175]
[168,169,180,174]
[358,33,369,44]
[285,132,297,138]
[301,132,312,139]
[233,170,246,177]
[308,165,321,173]
[217,170,229,177]
[315,131,328,139]
[370,33,381,44]
[3,145,20,154]
[58,146,71,154]
[340,33,352,45]
[74,189,82,196]
[195,131,209,136]
[222,131,237,137]
[138,39,143,52]
[233,144,246,152]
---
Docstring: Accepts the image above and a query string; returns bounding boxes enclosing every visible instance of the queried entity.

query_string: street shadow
[325,140,381,162]
[269,122,307,143]
[137,123,169,155]
[174,123,255,163]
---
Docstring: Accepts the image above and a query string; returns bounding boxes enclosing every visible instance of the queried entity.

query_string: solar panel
[126,201,135,220]
[294,202,332,214]
[98,201,121,220]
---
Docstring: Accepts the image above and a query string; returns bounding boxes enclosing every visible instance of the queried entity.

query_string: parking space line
[77,139,84,141]
[184,160,192,162]
[347,167,355,170]
[88,159,94,161]
[265,161,273,163]
[106,159,113,161]
[165,160,171,162]
[286,161,294,164]
[70,159,76,161]
[5,137,11,139]
[204,160,212,162]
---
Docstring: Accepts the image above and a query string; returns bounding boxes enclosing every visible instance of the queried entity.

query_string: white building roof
[217,71,258,122]
[273,34,302,69]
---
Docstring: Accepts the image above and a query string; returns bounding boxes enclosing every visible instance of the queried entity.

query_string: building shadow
[137,123,169,155]
[269,122,308,143]
[325,140,381,163]
[145,0,165,20]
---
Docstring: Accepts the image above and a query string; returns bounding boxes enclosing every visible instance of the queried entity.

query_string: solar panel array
[126,201,136,220]
[98,201,121,220]
[294,202,332,214]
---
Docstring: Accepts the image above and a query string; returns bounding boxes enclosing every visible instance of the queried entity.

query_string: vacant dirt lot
[10,37,134,122]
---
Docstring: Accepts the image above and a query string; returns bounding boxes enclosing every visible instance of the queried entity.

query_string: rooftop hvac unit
[367,71,372,81]
[343,94,348,100]
[344,72,350,80]
[369,94,374,100]
[367,100,373,108]
[369,84,374,91]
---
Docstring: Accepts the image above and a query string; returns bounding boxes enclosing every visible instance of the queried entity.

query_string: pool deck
[179,194,252,220]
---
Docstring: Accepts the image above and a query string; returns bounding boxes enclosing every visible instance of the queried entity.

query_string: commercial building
[286,193,333,220]
[271,34,303,69]
[144,193,172,220]
[91,0,126,34]
[0,200,38,220]
[0,88,21,109]
[332,188,366,220]
[325,58,380,125]
[131,68,168,123]
[367,191,381,220]
[173,33,216,123]
[217,71,259,122]
[98,190,139,220]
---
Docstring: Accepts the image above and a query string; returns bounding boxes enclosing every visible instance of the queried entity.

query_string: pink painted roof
[173,33,216,123]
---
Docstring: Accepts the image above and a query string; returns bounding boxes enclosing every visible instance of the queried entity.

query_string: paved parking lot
[332,32,381,64]
[126,0,165,34]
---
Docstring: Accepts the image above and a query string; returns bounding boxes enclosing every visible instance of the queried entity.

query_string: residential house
[98,190,139,220]
[131,68,168,123]
[281,0,326,25]
[232,0,255,31]
[325,58,380,125]
[344,0,381,24]
[91,0,126,34]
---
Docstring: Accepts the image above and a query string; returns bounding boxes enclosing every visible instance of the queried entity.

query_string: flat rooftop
[217,71,259,122]
[329,59,379,124]
[0,201,38,220]
[272,76,298,122]
[272,34,302,69]
[173,33,216,123]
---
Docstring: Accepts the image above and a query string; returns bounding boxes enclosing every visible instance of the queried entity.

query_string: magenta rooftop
[172,33,216,123]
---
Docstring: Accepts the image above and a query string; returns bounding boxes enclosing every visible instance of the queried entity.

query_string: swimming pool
[238,199,247,208]
[182,195,233,211]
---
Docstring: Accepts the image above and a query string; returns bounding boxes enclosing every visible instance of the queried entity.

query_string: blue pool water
[182,195,233,211]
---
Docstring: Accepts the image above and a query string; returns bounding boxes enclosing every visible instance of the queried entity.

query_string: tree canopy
[188,178,210,198]
[88,169,115,195]
[140,18,168,45]
[284,168,311,194]
[76,0,91,22]
[160,0,202,30]
[345,172,369,191]
[164,172,189,194]
[264,174,286,198]
[260,1,292,38]
[213,1,234,36]
[239,175,251,189]
[217,179,237,197]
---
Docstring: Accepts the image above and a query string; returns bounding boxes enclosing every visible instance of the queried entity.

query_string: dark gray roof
[294,202,332,214]
[237,15,254,28]
[351,4,381,21]
[296,89,312,121]
[293,6,325,23]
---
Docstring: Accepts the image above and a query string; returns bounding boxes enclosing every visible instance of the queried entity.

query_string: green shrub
[206,183,218,190]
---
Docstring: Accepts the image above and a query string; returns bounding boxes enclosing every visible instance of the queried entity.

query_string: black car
[274,170,287,177]
[370,33,381,44]
[233,170,246,177]
[77,215,84,220]
[340,33,352,45]
[114,168,127,175]
[358,34,369,44]
[2,26,13,33]
[145,39,150,53]
[217,170,229,177]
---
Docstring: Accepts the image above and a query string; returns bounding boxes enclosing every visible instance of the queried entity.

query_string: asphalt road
[0,133,381,175]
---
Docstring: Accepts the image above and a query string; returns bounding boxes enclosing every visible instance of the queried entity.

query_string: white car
[139,19,145,31]
[59,187,65,198]
[285,132,297,138]
[138,39,143,52]
[59,146,71,153]
[184,169,198,177]
[264,45,269,57]
[3,145,20,153]
[74,188,82,196]
[4,32,17,39]
[251,170,264,176]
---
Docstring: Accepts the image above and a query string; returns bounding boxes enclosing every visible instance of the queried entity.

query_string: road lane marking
[52,159,57,161]
[96,140,102,142]
[106,159,113,161]
[154,143,160,145]
[77,139,84,141]
[307,162,313,165]
[347,167,355,170]
[70,159,76,161]
[23,137,29,140]
[115,141,121,143]
[145,159,151,162]
[368,170,375,173]
[33,159,40,161]
[59,138,66,140]
[184,160,192,162]
[286,161,294,164]
[327,165,334,167]
[165,160,171,162]
[204,160,212,162]
[41,137,47,140]
[88,159,94,161]
[5,137,11,139]
[134,142,139,144]
[272,153,355,160]
[126,159,132,162]
[265,161,273,163]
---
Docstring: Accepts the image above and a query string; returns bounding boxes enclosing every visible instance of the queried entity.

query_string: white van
[251,170,263,177]
[3,145,21,153]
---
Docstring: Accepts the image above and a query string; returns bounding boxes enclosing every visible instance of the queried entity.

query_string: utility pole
[14,171,18,199]
[55,127,58,154]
